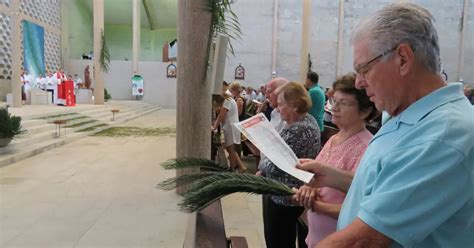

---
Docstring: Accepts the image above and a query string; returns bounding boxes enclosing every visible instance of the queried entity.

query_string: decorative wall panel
[19,0,60,29]
[0,13,12,79]
[45,30,60,72]
[1,0,10,8]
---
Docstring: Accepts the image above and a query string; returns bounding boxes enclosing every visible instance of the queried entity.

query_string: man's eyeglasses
[354,45,398,78]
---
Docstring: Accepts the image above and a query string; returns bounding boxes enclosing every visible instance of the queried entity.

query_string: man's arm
[316,218,392,248]
[297,159,354,192]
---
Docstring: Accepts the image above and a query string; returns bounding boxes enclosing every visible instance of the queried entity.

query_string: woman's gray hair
[352,3,441,73]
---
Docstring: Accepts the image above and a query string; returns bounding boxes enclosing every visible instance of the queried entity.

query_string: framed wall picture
[167,63,177,78]
[235,63,245,80]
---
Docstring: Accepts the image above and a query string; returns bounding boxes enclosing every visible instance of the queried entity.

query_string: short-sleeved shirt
[260,115,320,206]
[306,129,372,247]
[308,85,326,131]
[338,84,474,248]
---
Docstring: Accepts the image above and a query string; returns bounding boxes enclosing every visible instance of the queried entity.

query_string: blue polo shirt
[338,83,474,247]
[308,84,325,131]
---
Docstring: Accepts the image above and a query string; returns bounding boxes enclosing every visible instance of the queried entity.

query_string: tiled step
[0,103,161,167]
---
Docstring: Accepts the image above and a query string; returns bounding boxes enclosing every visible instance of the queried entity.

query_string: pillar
[176,0,213,194]
[93,0,104,105]
[10,0,22,107]
[271,0,278,77]
[300,0,312,83]
[132,0,140,74]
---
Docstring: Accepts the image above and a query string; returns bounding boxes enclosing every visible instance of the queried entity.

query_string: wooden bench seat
[184,200,248,248]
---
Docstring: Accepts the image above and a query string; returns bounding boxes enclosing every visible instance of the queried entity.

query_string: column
[457,0,469,81]
[335,0,345,77]
[176,0,213,194]
[271,0,278,77]
[93,0,104,105]
[132,0,140,74]
[300,0,312,83]
[10,0,22,107]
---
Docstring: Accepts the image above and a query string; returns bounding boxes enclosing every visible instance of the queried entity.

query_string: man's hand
[297,159,354,192]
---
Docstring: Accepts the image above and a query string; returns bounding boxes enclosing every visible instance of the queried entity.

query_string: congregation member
[297,3,474,247]
[256,84,266,103]
[260,82,320,248]
[73,74,83,89]
[228,82,247,121]
[265,77,289,132]
[293,73,376,247]
[245,86,257,102]
[211,93,247,173]
[305,71,326,131]
[46,72,59,104]
[84,65,91,89]
[21,70,32,101]
[35,74,47,90]
[463,84,474,104]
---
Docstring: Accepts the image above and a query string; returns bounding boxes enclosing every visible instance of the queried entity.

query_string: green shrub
[0,108,25,139]
[104,88,112,101]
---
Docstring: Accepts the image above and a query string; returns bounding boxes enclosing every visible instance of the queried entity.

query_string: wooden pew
[184,200,249,248]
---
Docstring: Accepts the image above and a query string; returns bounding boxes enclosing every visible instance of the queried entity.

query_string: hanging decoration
[234,63,245,80]
[167,63,177,78]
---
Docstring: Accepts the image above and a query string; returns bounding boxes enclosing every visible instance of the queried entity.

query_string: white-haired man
[296,3,473,247]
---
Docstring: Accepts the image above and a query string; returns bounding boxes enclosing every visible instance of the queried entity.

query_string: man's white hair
[352,3,441,73]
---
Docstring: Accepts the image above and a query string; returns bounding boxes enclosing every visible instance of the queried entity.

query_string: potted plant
[104,88,111,102]
[0,108,25,147]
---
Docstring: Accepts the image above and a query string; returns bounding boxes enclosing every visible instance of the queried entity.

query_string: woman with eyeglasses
[292,73,378,247]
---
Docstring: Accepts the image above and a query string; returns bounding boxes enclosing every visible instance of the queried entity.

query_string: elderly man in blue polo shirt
[296,3,474,248]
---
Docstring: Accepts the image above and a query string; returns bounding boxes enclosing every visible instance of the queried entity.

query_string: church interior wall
[223,0,273,87]
[224,0,473,90]
[104,24,176,62]
[2,0,472,104]
[66,59,176,108]
[67,0,93,60]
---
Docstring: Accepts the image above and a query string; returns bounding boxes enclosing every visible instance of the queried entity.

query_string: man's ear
[396,43,415,76]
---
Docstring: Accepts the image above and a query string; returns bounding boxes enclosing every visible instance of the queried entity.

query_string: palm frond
[99,30,110,73]
[207,0,242,57]
[179,173,294,212]
[160,157,228,171]
[156,171,221,191]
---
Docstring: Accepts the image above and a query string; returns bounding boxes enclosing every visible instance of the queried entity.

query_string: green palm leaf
[160,157,228,171]
[179,173,294,212]
[156,171,221,191]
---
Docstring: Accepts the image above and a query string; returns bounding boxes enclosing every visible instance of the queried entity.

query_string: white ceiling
[81,0,177,30]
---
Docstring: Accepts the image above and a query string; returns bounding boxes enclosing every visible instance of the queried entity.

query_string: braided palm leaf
[156,171,222,191]
[161,157,228,171]
[179,173,294,213]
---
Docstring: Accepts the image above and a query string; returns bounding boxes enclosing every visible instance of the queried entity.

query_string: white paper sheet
[234,113,314,183]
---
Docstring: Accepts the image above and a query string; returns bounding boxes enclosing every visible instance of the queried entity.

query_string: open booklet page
[234,113,314,183]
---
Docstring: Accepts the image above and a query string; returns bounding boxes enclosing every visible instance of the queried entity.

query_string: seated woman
[260,82,320,248]
[293,73,378,247]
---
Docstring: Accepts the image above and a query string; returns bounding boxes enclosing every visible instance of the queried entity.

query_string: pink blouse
[306,129,373,247]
